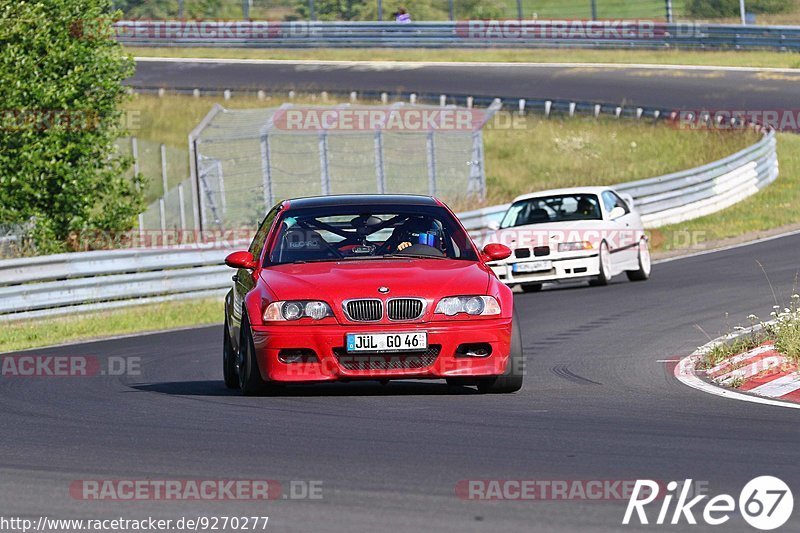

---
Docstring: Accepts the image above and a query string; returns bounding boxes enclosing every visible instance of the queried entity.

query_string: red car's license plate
[346,332,428,352]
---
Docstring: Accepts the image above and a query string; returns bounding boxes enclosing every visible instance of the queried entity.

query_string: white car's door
[602,190,639,271]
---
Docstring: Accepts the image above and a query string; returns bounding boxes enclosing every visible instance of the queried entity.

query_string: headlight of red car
[263,300,334,322]
[434,296,501,317]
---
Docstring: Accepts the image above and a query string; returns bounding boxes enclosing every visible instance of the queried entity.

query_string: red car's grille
[387,298,424,321]
[344,299,382,322]
[333,345,441,371]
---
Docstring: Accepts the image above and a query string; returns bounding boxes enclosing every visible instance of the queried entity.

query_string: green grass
[0,298,221,353]
[127,46,800,69]
[699,295,800,372]
[655,133,800,252]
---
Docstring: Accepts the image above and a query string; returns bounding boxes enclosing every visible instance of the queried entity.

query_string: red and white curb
[675,332,800,410]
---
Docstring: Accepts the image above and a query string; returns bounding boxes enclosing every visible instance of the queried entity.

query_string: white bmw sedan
[486,187,651,292]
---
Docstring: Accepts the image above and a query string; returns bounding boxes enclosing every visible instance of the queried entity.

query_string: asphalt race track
[3,234,800,532]
[130,58,800,111]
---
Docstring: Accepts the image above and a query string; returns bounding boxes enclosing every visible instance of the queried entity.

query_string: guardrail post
[466,96,473,109]
[381,92,388,104]
[545,101,552,118]
[594,104,601,118]
[518,99,526,115]
[410,93,417,104]
[350,91,357,103]
[569,102,576,117]
[374,130,386,194]
[426,131,437,196]
[319,131,331,195]
[615,106,623,118]
[440,94,447,107]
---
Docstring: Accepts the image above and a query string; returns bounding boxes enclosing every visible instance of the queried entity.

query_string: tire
[222,315,239,389]
[477,314,524,394]
[626,238,651,282]
[520,283,543,293]
[237,314,272,396]
[588,241,612,287]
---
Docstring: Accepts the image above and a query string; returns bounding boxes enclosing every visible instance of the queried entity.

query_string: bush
[0,0,145,254]
[687,0,793,17]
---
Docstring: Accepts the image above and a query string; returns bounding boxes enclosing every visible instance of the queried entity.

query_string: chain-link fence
[159,101,500,232]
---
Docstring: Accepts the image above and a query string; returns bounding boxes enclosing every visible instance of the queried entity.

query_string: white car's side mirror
[487,220,501,231]
[609,206,626,220]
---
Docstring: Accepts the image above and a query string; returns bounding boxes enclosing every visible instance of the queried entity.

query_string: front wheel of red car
[237,315,273,396]
[477,315,524,394]
[222,315,239,389]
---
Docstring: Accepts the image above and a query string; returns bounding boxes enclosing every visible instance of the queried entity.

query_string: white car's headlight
[434,296,501,317]
[263,300,333,322]
[558,241,593,252]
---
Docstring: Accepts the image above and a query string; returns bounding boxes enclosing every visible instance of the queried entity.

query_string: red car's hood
[262,259,491,302]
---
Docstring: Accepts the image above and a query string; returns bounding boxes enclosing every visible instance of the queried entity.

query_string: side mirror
[487,220,501,231]
[225,250,257,270]
[609,206,626,220]
[482,243,512,262]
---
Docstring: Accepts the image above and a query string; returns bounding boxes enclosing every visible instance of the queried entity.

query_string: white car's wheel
[589,241,612,286]
[626,238,651,281]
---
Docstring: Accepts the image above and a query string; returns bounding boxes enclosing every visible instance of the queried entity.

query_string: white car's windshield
[500,194,602,228]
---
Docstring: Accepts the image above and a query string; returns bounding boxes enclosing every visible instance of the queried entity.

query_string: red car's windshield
[266,205,478,265]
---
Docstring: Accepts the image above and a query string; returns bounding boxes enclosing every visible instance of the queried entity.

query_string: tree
[0,0,144,253]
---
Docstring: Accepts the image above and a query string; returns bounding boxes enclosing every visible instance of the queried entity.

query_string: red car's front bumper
[251,318,513,382]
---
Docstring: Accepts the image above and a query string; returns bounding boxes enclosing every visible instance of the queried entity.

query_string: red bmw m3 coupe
[223,194,523,395]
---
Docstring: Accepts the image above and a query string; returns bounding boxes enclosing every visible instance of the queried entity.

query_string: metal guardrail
[115,20,800,50]
[458,130,777,232]
[0,130,778,321]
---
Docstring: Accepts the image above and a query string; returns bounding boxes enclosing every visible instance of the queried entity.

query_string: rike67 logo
[623,477,793,530]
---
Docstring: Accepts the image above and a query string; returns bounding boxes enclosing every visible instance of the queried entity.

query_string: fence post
[138,213,144,240]
[131,137,139,177]
[426,131,437,196]
[590,0,597,20]
[449,0,454,20]
[160,144,169,196]
[309,0,316,21]
[260,133,274,208]
[470,131,486,199]
[178,182,187,232]
[374,130,386,194]
[159,198,166,232]
[665,0,673,22]
[378,0,383,21]
[216,160,226,217]
[517,0,523,19]
[319,131,331,195]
